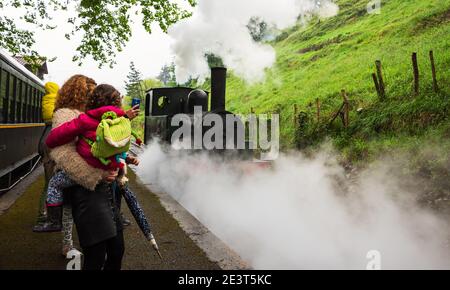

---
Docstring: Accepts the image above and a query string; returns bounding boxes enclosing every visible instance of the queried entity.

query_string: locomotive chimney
[210,67,227,111]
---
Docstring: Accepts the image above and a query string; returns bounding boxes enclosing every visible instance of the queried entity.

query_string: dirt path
[0,168,220,270]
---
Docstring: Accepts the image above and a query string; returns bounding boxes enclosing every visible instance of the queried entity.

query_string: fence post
[412,52,420,95]
[375,60,386,100]
[372,73,381,100]
[429,50,438,93]
[328,102,345,127]
[341,89,349,128]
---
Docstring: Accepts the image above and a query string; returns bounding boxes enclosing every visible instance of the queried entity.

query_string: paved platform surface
[0,167,220,270]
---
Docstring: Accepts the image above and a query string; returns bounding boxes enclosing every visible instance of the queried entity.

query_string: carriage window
[24,84,29,123]
[21,81,26,122]
[28,87,32,122]
[33,89,39,123]
[38,91,42,122]
[17,80,23,123]
[22,82,27,122]
[30,87,34,122]
[23,83,29,122]
[9,75,16,123]
[1,70,10,124]
[0,70,5,123]
[27,85,33,123]
[31,88,37,123]
[38,91,43,122]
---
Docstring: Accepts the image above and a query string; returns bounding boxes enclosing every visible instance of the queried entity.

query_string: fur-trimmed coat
[46,106,126,171]
[49,108,105,190]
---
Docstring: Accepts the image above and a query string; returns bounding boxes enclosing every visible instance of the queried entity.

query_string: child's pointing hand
[126,156,140,166]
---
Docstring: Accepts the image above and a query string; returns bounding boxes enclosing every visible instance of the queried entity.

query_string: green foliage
[0,10,41,64]
[141,78,163,91]
[124,61,144,101]
[157,63,177,86]
[0,0,196,67]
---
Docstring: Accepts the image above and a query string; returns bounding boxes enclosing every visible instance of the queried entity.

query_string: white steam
[136,142,450,269]
[168,0,339,83]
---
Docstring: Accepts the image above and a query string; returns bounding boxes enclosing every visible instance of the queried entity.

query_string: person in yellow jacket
[42,82,59,124]
[35,82,59,228]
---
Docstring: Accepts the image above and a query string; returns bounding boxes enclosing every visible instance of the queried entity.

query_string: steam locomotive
[144,67,253,159]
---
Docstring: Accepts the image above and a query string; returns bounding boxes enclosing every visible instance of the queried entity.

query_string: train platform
[0,164,241,270]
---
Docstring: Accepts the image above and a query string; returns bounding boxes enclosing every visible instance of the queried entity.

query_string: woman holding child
[43,75,143,270]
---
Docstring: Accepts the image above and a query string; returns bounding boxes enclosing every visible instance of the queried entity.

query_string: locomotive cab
[144,87,209,144]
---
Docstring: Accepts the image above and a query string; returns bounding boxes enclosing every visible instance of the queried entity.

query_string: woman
[49,75,138,269]
[36,76,113,257]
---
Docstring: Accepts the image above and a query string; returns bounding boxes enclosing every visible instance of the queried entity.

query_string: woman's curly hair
[55,75,97,111]
[86,84,122,111]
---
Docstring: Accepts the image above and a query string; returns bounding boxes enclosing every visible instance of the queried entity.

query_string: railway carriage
[0,50,45,193]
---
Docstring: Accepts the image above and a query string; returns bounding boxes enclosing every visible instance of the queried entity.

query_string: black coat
[66,182,123,248]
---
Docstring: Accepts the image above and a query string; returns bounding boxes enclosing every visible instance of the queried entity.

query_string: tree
[157,63,176,86]
[124,61,144,100]
[246,16,268,42]
[0,0,196,67]
[205,53,224,68]
[141,78,163,91]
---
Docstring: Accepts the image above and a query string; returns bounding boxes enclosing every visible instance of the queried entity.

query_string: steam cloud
[136,142,450,269]
[168,0,340,83]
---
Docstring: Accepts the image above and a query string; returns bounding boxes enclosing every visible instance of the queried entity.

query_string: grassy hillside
[224,0,450,162]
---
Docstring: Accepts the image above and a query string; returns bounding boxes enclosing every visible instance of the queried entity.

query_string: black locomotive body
[0,50,45,193]
[144,67,251,158]
[144,86,209,144]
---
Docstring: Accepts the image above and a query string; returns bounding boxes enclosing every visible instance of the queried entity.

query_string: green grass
[224,0,450,159]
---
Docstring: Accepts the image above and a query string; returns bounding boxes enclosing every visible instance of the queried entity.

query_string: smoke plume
[168,0,339,83]
[136,142,450,269]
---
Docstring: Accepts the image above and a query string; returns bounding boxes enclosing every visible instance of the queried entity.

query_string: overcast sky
[5,4,178,93]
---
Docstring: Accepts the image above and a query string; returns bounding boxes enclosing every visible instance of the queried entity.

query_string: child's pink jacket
[46,106,126,171]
